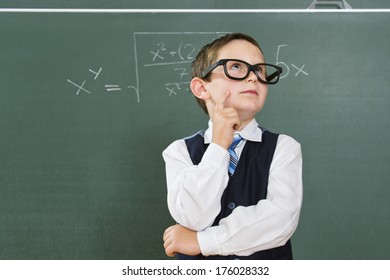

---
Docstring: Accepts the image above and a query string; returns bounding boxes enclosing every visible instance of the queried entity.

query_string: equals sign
[105,85,122,92]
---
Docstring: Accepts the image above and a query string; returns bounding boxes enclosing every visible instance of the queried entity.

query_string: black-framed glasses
[200,59,283,85]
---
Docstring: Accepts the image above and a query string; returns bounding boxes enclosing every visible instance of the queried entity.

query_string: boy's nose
[246,70,258,82]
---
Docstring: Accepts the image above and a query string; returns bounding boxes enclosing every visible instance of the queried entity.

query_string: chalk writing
[165,82,190,96]
[67,33,309,103]
[89,67,102,80]
[67,79,91,95]
[67,67,139,101]
[276,44,309,79]
[137,36,309,98]
[105,85,122,92]
[291,64,309,77]
[134,32,228,99]
[146,41,196,66]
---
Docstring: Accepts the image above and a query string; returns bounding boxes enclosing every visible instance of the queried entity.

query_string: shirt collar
[204,119,263,144]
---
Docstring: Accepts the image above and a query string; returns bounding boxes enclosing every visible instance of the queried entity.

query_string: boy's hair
[191,32,264,114]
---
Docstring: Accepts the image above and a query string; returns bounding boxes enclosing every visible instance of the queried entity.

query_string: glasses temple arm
[266,67,283,82]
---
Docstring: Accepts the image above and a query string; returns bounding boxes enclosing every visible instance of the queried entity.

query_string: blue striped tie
[228,134,243,176]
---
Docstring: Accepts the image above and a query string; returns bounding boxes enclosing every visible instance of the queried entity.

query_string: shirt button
[228,202,236,210]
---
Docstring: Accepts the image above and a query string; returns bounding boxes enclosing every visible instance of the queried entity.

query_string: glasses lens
[225,60,249,79]
[263,65,281,84]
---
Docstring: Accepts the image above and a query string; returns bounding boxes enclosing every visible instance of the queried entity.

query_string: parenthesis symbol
[178,41,184,60]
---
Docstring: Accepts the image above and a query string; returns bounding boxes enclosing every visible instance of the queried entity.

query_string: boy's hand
[163,224,201,257]
[212,91,240,149]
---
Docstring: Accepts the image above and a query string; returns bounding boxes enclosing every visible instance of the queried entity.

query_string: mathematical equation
[135,32,229,99]
[66,67,139,102]
[67,32,309,102]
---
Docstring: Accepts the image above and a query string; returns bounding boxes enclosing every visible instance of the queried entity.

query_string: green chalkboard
[0,11,389,260]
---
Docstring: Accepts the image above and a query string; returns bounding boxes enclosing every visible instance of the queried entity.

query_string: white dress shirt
[162,119,303,257]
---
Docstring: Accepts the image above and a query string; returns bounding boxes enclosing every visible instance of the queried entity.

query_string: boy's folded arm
[163,140,230,231]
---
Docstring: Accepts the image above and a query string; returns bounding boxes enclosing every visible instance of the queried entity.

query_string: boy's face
[204,39,268,123]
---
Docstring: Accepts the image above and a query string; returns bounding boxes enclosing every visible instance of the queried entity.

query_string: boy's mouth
[241,90,258,95]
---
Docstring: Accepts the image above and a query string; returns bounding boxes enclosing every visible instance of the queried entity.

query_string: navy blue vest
[179,129,292,260]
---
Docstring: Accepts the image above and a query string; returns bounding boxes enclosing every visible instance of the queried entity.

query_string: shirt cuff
[197,226,223,256]
[201,143,230,171]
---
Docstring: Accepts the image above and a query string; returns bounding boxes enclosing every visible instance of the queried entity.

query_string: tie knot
[229,134,242,150]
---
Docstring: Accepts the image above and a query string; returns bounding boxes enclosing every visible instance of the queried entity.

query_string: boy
[162,33,303,260]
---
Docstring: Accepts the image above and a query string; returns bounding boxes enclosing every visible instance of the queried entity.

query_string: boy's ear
[190,77,210,100]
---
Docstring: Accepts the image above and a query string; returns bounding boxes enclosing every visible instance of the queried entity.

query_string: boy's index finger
[215,91,231,110]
